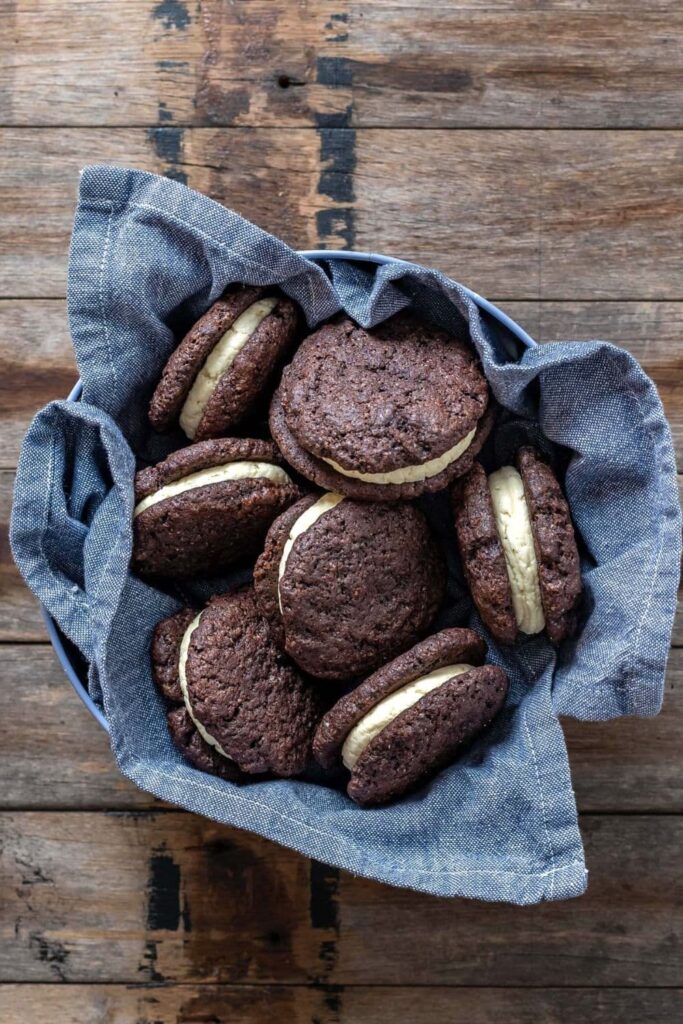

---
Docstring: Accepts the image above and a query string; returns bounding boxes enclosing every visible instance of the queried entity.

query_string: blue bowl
[42,249,536,732]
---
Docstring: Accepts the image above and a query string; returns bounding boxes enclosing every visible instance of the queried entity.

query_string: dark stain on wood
[28,932,69,981]
[315,209,355,250]
[182,894,192,933]
[317,57,354,90]
[139,939,165,983]
[152,0,191,32]
[310,861,340,983]
[309,861,340,931]
[314,54,355,248]
[147,126,183,163]
[147,127,188,185]
[147,849,181,931]
[158,102,173,122]
[316,123,356,249]
[318,128,355,204]
[320,983,343,1021]
[157,59,190,71]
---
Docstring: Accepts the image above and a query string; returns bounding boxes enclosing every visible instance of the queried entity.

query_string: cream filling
[488,466,545,635]
[277,492,345,612]
[322,427,477,486]
[178,612,233,761]
[341,663,475,770]
[179,296,279,438]
[133,460,292,518]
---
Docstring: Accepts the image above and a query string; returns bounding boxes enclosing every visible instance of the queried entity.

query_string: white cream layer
[277,492,345,612]
[178,612,233,761]
[133,461,291,518]
[341,663,475,770]
[179,296,278,438]
[488,465,545,635]
[322,427,477,486]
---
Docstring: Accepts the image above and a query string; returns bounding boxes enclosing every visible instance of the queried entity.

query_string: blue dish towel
[10,167,682,904]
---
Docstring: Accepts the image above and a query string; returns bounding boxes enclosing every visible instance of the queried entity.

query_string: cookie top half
[254,492,446,680]
[313,629,508,806]
[270,312,493,500]
[133,438,302,579]
[149,284,299,439]
[452,447,582,645]
[164,588,321,777]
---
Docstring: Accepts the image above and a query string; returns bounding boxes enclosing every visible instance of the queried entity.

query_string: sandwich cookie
[452,447,582,645]
[151,609,244,780]
[149,284,300,439]
[270,312,494,501]
[132,438,302,578]
[152,589,321,777]
[254,492,446,680]
[313,629,509,806]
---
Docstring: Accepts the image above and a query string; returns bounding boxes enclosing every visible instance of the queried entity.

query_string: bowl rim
[42,248,537,731]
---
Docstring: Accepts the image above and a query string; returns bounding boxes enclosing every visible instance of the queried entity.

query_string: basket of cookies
[11,167,681,903]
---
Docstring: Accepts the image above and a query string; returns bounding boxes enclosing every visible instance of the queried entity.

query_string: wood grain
[0,644,681,813]
[1,811,681,985]
[3,128,683,300]
[4,1,683,129]
[2,985,681,1024]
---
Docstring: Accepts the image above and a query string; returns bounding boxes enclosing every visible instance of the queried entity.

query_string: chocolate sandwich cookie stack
[138,284,582,802]
[152,590,321,779]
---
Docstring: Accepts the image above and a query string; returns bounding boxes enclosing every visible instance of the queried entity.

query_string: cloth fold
[10,166,681,902]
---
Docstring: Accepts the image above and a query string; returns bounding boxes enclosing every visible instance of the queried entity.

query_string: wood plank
[1,301,681,471]
[2,128,683,300]
[0,646,156,808]
[1,643,683,812]
[4,1,683,129]
[0,301,76,469]
[1,985,681,1024]
[1,471,48,641]
[1,812,681,985]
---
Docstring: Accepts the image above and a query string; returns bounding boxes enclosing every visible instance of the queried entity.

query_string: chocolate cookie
[149,284,300,439]
[452,447,582,645]
[313,629,508,806]
[152,588,321,776]
[254,493,446,680]
[132,438,302,578]
[270,312,493,501]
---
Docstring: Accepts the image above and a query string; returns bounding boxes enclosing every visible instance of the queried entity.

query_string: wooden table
[1,3,682,1021]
